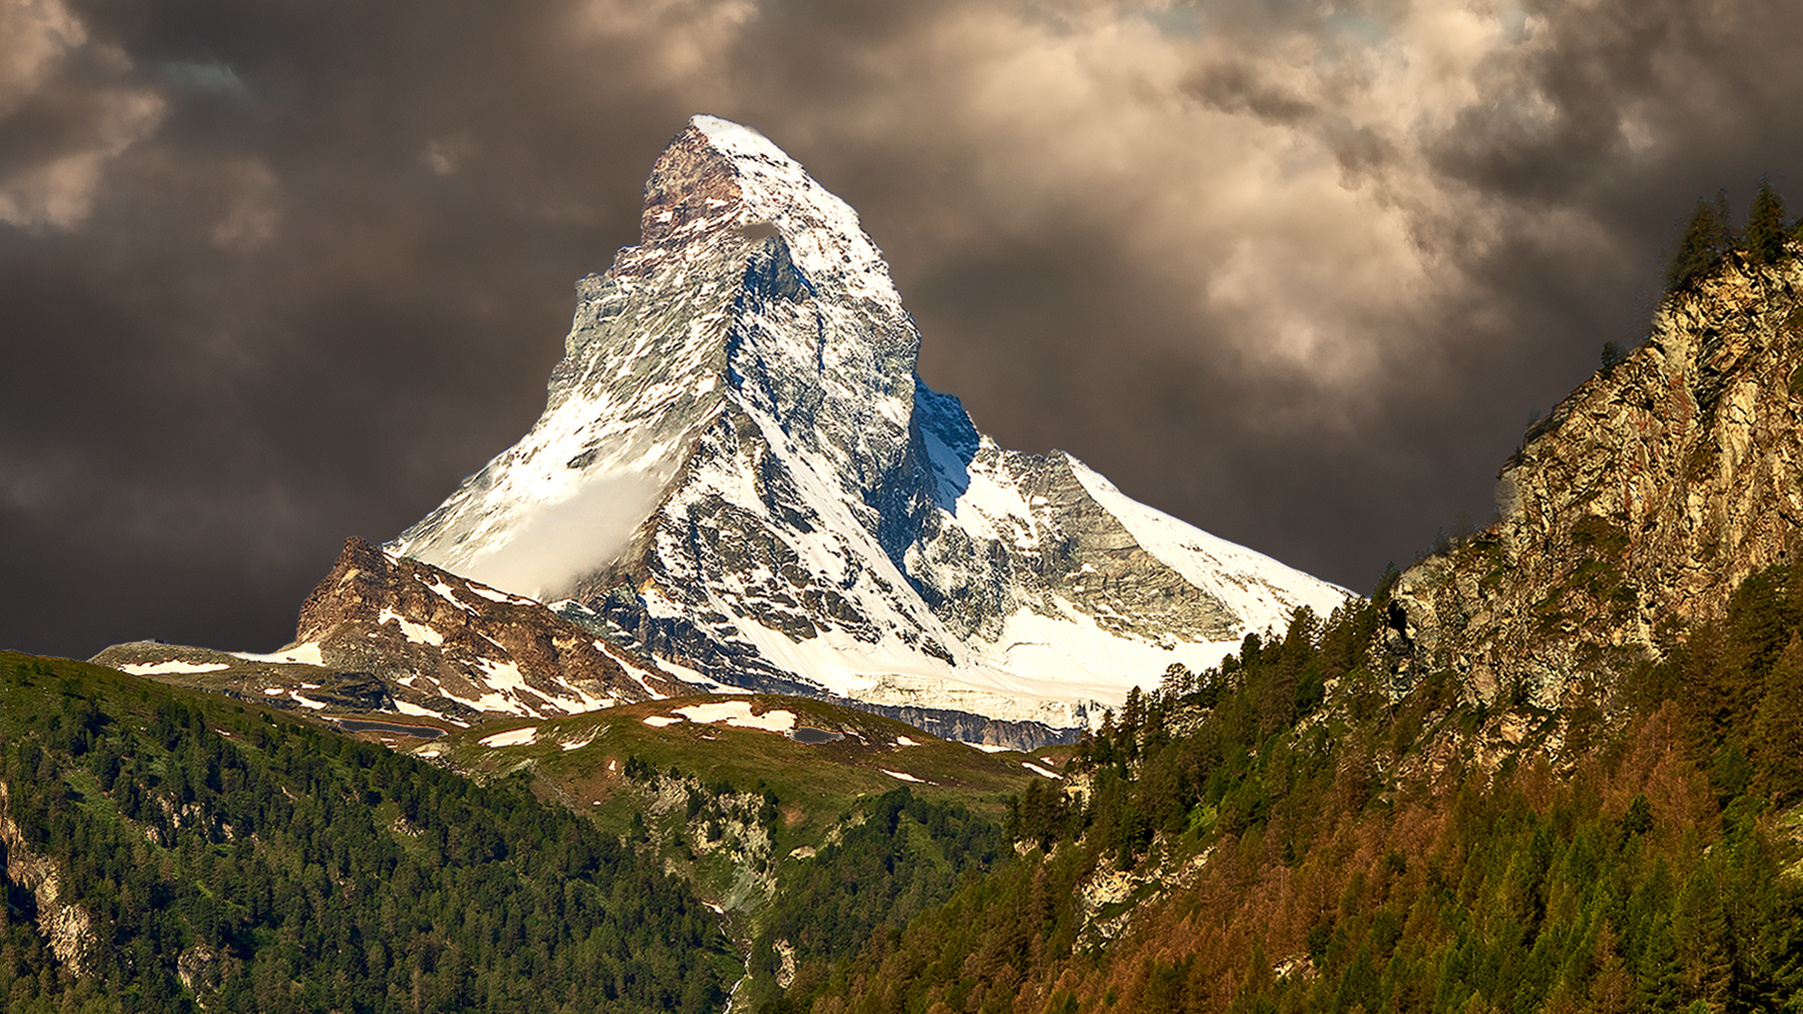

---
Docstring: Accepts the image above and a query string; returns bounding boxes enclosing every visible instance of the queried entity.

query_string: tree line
[1668,180,1801,292]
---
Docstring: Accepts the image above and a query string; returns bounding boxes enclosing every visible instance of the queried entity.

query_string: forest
[0,654,738,1014]
[6,564,1803,1014]
[775,562,1803,1014]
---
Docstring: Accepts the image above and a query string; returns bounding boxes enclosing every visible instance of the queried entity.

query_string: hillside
[0,652,737,1013]
[1385,249,1803,708]
[90,537,700,729]
[777,579,1803,1014]
[416,693,1046,1007]
[755,222,1803,1014]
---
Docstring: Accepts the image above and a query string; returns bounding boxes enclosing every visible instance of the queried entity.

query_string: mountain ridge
[388,114,1349,726]
[1383,248,1803,707]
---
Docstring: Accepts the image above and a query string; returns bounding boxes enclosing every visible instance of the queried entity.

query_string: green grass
[427,693,1040,844]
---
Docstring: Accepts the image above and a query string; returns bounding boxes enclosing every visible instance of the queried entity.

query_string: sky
[4,0,1803,659]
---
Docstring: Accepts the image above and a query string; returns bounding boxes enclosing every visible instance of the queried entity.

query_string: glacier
[389,114,1349,729]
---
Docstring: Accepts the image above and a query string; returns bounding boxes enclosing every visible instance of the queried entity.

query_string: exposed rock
[0,781,97,976]
[1384,252,1803,706]
[176,942,223,997]
[93,537,696,725]
[842,700,1082,750]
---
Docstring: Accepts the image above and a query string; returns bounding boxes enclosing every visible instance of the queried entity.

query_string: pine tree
[1585,922,1633,1014]
[1668,194,1734,292]
[1753,634,1803,806]
[1745,180,1789,265]
[1636,913,1686,1013]
[1673,861,1732,1011]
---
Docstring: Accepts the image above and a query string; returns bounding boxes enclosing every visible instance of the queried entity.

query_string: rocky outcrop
[845,701,1083,750]
[1384,251,1803,705]
[94,537,696,725]
[0,781,97,976]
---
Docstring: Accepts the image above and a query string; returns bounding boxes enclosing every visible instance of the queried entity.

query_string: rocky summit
[1384,252,1803,706]
[93,537,694,727]
[388,115,1347,732]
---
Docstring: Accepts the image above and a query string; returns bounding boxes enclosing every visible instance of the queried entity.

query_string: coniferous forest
[775,565,1803,1014]
[0,654,737,1014]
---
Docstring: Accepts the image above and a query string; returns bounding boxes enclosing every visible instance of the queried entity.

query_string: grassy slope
[432,695,1037,812]
[419,694,1044,908]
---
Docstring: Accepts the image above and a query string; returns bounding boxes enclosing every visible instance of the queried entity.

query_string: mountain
[93,536,696,727]
[388,115,1347,731]
[34,193,1803,1014]
[1383,251,1803,706]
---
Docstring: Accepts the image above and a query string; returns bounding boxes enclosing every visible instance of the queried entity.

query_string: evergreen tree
[1669,194,1734,292]
[1745,179,1789,265]
[1753,635,1803,805]
[1600,341,1628,378]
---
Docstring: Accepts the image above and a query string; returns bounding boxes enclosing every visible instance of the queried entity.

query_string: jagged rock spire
[390,116,1348,730]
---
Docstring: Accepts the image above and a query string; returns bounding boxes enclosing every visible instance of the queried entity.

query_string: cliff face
[1386,252,1803,705]
[0,781,96,976]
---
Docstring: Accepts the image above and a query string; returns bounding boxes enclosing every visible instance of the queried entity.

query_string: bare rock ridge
[387,114,1349,729]
[1384,251,1803,705]
[93,537,693,727]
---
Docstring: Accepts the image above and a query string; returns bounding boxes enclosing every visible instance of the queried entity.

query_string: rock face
[390,115,1348,729]
[1385,252,1803,705]
[93,538,694,726]
[0,781,96,976]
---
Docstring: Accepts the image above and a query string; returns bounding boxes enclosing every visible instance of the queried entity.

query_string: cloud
[0,0,164,228]
[3,0,1802,655]
[208,158,281,250]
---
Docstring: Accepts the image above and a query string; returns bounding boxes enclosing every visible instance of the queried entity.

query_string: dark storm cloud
[1185,59,1317,123]
[5,0,1803,657]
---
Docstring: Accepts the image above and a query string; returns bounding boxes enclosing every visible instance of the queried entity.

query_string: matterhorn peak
[627,115,900,311]
[389,115,1347,737]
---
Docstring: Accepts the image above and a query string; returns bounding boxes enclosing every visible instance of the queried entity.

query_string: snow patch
[421,577,477,613]
[233,643,325,666]
[479,727,539,748]
[378,608,444,646]
[673,701,796,733]
[597,641,673,699]
[466,583,536,605]
[642,715,682,727]
[119,660,231,675]
[1023,762,1063,780]
[879,769,923,783]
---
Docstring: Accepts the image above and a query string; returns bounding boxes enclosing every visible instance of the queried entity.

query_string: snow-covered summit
[390,115,1348,731]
